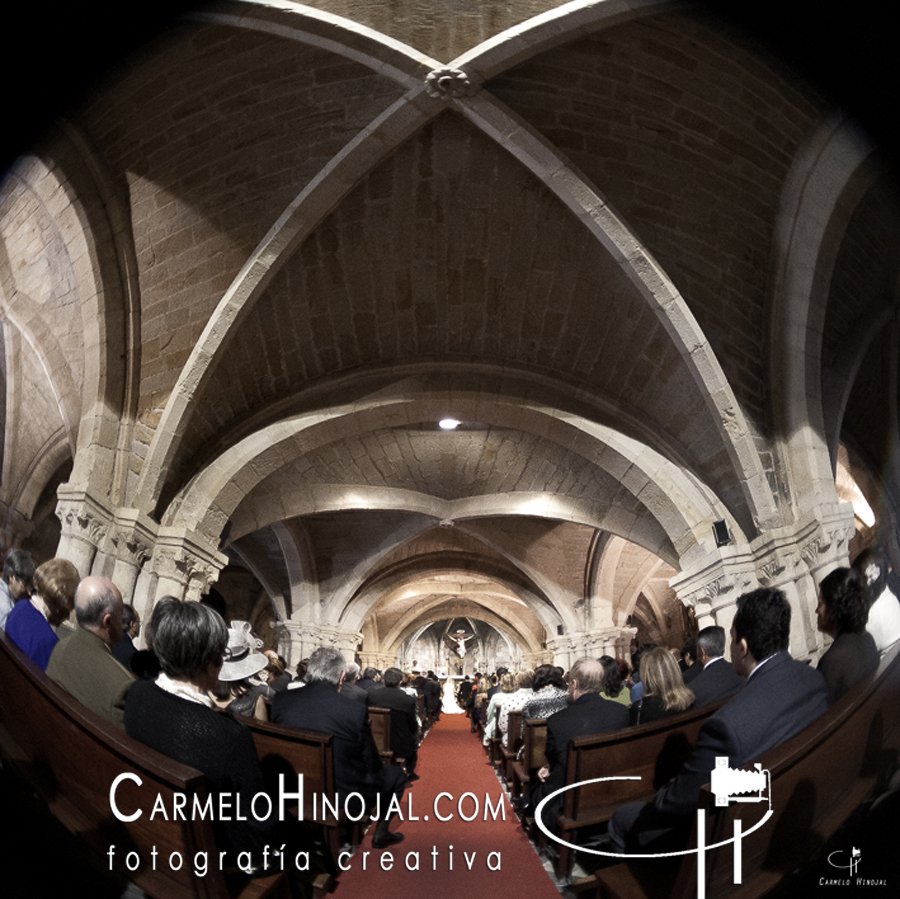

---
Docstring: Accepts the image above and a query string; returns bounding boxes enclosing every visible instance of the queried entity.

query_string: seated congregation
[1,544,898,896]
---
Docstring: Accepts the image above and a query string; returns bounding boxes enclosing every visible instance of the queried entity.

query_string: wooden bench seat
[546,700,723,878]
[0,630,334,898]
[501,708,525,786]
[511,717,548,800]
[243,716,350,875]
[590,645,900,898]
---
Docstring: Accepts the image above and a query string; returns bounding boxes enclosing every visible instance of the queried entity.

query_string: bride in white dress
[441,678,464,714]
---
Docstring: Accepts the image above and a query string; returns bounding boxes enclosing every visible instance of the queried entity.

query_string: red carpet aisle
[334,712,560,899]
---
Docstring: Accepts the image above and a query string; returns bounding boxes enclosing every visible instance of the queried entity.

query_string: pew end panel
[362,707,395,766]
[553,702,721,880]
[245,717,352,875]
[512,717,548,801]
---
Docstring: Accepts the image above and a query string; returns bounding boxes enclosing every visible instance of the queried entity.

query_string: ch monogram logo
[827,847,861,876]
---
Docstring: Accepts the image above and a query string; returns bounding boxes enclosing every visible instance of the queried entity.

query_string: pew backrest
[695,644,900,898]
[504,708,524,754]
[562,699,724,825]
[523,718,548,770]
[595,646,900,899]
[244,717,337,823]
[364,706,395,765]
[0,630,287,899]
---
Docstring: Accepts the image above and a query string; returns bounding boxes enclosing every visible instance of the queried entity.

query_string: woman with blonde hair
[482,671,515,744]
[629,646,694,725]
[470,675,492,731]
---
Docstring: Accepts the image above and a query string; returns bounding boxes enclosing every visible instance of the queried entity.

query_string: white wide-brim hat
[220,620,269,681]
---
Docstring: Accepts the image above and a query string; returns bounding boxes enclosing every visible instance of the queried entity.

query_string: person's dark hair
[696,625,726,659]
[122,603,138,630]
[153,601,228,679]
[733,588,791,661]
[383,666,403,688]
[631,643,658,676]
[532,663,566,691]
[362,666,380,680]
[820,567,868,634]
[32,558,79,627]
[681,636,697,663]
[598,655,624,698]
[145,596,179,647]
[3,548,35,586]
[307,647,347,685]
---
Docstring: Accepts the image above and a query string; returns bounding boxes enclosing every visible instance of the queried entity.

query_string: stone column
[55,488,112,578]
[106,509,156,604]
[147,526,228,604]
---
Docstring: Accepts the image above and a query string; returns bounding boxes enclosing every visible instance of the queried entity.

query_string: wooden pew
[502,709,525,786]
[589,646,900,898]
[366,706,396,765]
[473,694,488,737]
[552,700,724,877]
[0,630,290,899]
[243,716,348,875]
[488,703,504,767]
[415,693,426,731]
[511,717,548,800]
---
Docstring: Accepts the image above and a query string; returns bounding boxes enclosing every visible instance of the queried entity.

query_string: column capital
[150,526,229,602]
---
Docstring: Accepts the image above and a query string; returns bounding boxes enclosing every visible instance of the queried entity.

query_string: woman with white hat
[210,620,270,720]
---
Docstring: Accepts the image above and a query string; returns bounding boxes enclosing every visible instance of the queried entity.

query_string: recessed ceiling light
[439,418,461,430]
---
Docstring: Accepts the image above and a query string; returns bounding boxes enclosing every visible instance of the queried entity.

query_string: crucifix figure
[446,629,475,658]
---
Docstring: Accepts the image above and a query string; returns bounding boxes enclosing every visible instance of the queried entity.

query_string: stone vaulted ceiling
[2,0,899,664]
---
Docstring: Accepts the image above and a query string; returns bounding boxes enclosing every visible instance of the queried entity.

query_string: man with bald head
[523,657,629,828]
[46,576,134,729]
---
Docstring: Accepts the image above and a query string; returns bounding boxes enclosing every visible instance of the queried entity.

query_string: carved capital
[56,497,111,546]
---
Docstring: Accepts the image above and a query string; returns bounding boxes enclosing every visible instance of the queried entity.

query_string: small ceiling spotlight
[712,519,731,547]
[439,418,461,430]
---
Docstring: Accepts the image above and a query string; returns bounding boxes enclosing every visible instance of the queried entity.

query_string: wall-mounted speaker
[712,519,731,547]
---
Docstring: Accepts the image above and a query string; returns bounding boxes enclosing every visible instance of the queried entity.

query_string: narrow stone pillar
[55,489,112,578]
[107,510,156,604]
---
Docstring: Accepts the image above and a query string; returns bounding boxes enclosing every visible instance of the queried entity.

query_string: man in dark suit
[421,670,442,718]
[272,648,407,849]
[685,625,744,707]
[357,667,381,693]
[111,604,141,671]
[368,667,420,779]
[526,657,629,829]
[610,587,828,853]
[457,675,474,710]
[340,660,369,705]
